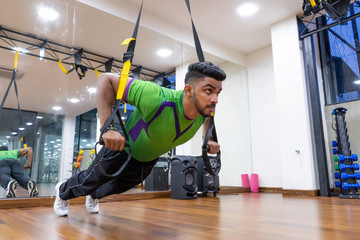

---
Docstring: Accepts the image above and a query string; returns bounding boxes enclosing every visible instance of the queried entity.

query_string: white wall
[175,61,251,186]
[216,62,251,186]
[246,46,282,188]
[271,16,318,190]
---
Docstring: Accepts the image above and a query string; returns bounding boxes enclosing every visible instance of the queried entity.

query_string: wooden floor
[1,193,360,240]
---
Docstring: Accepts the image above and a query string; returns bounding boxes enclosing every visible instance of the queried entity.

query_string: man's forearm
[26,151,33,166]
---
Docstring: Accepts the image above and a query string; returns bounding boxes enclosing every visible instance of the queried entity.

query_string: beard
[193,93,215,117]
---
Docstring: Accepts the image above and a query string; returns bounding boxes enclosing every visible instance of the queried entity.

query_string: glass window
[319,3,360,105]
[35,113,63,183]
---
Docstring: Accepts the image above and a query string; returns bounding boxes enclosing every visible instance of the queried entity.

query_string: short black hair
[185,61,226,84]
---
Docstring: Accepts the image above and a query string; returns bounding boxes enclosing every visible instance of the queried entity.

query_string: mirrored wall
[0,108,63,198]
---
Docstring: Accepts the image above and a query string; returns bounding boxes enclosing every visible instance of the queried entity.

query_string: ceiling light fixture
[26,122,33,126]
[38,7,59,21]
[69,98,80,103]
[354,80,360,84]
[18,127,25,131]
[39,40,47,60]
[52,106,62,111]
[36,115,43,119]
[87,87,97,94]
[156,49,172,58]
[237,3,259,17]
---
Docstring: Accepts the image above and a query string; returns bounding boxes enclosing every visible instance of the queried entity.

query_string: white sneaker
[6,180,17,198]
[53,182,69,216]
[86,195,99,213]
[28,180,39,197]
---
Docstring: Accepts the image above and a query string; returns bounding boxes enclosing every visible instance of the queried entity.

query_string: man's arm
[96,73,129,151]
[19,147,33,169]
[203,118,220,154]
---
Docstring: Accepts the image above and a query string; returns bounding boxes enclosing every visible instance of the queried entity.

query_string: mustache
[206,104,216,108]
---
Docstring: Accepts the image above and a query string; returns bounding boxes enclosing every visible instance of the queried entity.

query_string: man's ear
[184,84,193,98]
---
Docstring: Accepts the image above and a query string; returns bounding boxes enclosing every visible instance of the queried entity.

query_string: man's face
[192,77,222,117]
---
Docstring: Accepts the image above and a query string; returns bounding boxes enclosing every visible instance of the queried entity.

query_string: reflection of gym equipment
[73,148,95,174]
[145,157,169,191]
[170,155,197,199]
[332,107,360,199]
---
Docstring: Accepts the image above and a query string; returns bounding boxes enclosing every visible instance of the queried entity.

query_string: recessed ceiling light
[52,106,62,111]
[11,132,17,135]
[37,115,43,119]
[38,7,59,21]
[87,87,97,94]
[26,122,33,126]
[6,136,10,139]
[354,80,360,84]
[69,98,80,103]
[237,3,259,17]
[156,49,172,58]
[18,127,25,131]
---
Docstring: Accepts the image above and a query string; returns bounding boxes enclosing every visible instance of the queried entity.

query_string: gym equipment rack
[332,107,360,199]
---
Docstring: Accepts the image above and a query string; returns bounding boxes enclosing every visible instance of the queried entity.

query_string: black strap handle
[95,0,144,178]
[201,116,221,175]
[185,0,221,176]
[0,68,23,127]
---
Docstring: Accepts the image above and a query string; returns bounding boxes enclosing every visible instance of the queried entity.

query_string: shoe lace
[90,198,98,207]
[62,199,69,208]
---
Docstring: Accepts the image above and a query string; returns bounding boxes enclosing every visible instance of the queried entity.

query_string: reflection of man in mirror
[0,146,39,198]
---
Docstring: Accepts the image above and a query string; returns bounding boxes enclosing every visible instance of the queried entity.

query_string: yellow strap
[14,51,19,69]
[58,60,67,74]
[121,38,135,45]
[94,69,100,78]
[124,103,127,113]
[211,112,214,117]
[24,143,27,148]
[309,0,316,7]
[116,60,131,100]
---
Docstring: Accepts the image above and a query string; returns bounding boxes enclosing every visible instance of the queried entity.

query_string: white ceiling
[0,0,304,118]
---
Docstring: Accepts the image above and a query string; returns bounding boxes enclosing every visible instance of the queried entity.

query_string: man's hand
[207,140,220,154]
[102,130,126,151]
[23,164,31,169]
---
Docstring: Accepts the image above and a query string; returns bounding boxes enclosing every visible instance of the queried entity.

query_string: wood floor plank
[0,193,360,239]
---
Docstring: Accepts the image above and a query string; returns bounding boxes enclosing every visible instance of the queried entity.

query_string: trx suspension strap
[95,0,144,178]
[185,0,221,176]
[0,51,24,128]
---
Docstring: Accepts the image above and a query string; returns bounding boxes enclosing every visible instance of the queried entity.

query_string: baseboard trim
[282,189,320,197]
[259,187,283,193]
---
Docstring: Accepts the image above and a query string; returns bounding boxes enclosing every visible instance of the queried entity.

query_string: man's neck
[182,93,200,120]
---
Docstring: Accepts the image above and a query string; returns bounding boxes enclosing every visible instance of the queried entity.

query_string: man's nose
[211,94,218,104]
